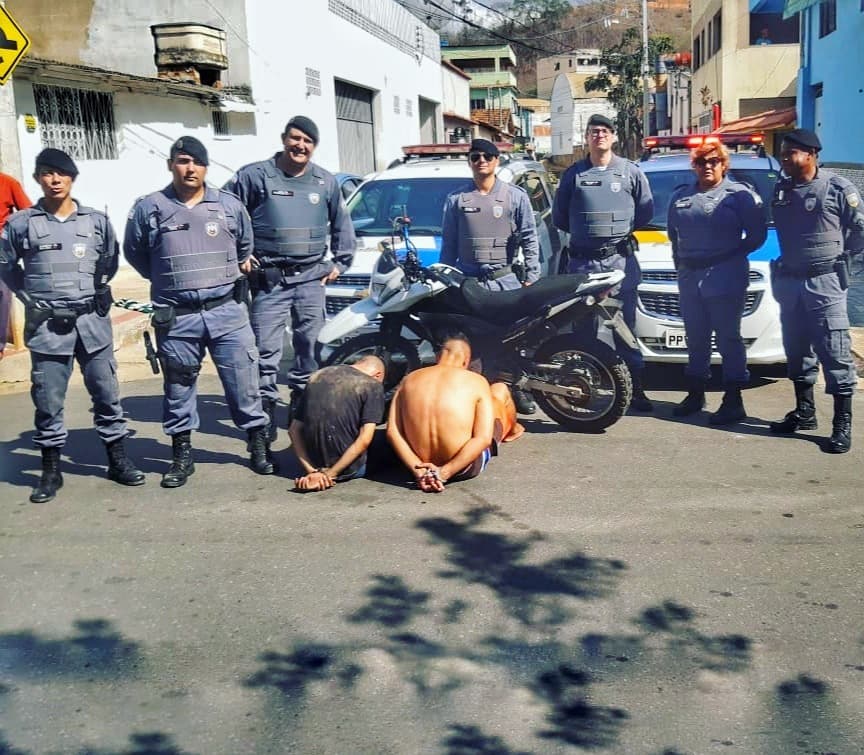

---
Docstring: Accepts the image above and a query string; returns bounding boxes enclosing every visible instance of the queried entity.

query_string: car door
[514,171,562,277]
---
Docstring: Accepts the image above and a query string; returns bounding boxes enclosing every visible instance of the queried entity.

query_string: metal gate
[335,80,375,175]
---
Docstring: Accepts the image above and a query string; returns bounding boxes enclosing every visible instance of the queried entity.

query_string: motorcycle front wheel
[322,333,421,402]
[532,334,632,432]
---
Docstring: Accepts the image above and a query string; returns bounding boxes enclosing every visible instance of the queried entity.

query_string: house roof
[441,60,471,80]
[715,106,797,133]
[515,97,550,110]
[443,111,478,127]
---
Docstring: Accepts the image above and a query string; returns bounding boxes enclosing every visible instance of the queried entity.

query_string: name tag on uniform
[272,190,294,197]
[163,223,190,232]
[674,198,692,208]
[38,243,62,251]
[580,180,602,187]
[461,207,480,213]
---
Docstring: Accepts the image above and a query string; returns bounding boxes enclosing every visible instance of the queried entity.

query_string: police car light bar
[642,133,763,150]
[401,142,514,157]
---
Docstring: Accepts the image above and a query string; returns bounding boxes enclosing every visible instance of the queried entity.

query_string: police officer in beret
[552,113,655,412]
[124,136,275,487]
[0,149,144,503]
[768,129,864,453]
[223,116,356,439]
[440,137,541,413]
[667,141,767,424]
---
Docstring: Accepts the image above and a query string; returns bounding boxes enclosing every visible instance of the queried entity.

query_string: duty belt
[569,237,632,261]
[772,257,839,279]
[173,290,235,316]
[258,258,321,276]
[678,248,741,271]
[27,298,96,315]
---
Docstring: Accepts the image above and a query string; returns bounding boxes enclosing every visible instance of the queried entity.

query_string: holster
[24,307,52,341]
[151,305,177,332]
[50,306,77,332]
[94,285,114,317]
[835,254,850,291]
[254,266,283,293]
[234,276,250,305]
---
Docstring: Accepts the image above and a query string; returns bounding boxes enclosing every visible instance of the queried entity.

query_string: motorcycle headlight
[370,249,405,304]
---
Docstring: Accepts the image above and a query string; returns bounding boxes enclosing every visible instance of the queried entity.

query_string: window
[470,98,486,110]
[33,84,117,160]
[405,99,413,117]
[212,110,230,136]
[393,95,400,115]
[819,0,836,37]
[712,11,722,55]
[519,173,550,215]
[693,35,702,69]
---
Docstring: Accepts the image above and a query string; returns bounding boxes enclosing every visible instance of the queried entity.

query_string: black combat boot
[673,377,706,417]
[248,427,276,475]
[262,397,278,443]
[161,431,195,488]
[30,447,63,503]
[511,388,537,415]
[769,382,818,433]
[286,389,304,427]
[825,395,852,454]
[709,387,747,426]
[629,371,654,413]
[105,438,145,486]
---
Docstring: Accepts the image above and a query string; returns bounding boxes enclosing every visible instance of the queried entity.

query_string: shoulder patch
[845,190,860,209]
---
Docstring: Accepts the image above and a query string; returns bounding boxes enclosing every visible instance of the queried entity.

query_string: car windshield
[346,177,469,236]
[643,165,779,229]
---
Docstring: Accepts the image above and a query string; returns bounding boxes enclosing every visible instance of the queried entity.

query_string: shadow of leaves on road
[0,619,141,680]
[768,673,852,754]
[441,724,532,755]
[244,643,363,700]
[76,731,195,754]
[348,574,430,628]
[415,510,627,627]
[0,731,29,755]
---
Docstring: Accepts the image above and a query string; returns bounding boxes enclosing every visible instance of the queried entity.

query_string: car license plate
[665,330,687,349]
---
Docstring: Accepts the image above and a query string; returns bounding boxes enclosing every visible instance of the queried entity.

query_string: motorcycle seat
[459,274,590,325]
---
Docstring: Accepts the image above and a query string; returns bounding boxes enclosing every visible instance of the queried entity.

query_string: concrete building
[441,59,475,143]
[690,0,799,132]
[549,73,616,158]
[536,50,603,101]
[515,98,551,155]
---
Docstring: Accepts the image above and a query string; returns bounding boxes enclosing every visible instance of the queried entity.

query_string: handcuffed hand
[295,469,334,491]
[414,463,446,493]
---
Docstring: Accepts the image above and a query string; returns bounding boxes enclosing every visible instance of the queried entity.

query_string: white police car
[325,143,564,317]
[633,133,785,364]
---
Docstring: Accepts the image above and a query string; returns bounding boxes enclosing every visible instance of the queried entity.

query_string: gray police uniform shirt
[223,156,356,285]
[440,178,540,283]
[667,177,767,293]
[772,169,864,270]
[124,184,253,339]
[0,201,118,355]
[552,154,654,248]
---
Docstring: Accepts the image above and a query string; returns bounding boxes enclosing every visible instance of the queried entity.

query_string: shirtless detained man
[387,333,523,493]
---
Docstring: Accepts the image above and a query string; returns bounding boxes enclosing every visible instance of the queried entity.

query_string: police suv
[324,143,564,316]
[633,133,785,364]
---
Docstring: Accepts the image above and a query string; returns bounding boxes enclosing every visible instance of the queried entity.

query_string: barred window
[33,84,118,160]
[212,110,230,136]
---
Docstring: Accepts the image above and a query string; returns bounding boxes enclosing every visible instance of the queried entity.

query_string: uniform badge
[206,222,219,237]
[804,196,817,212]
[309,193,320,205]
[610,181,622,193]
[703,201,715,215]
[847,191,860,209]
[493,205,504,219]
[73,243,87,259]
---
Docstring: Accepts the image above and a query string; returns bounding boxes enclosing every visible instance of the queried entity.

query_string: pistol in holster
[234,276,251,306]
[834,253,850,291]
[94,285,114,316]
[23,306,52,341]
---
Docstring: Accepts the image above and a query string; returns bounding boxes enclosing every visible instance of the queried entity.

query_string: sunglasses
[469,152,496,163]
[694,157,722,167]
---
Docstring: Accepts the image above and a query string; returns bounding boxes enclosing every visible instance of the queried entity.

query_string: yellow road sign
[0,5,30,85]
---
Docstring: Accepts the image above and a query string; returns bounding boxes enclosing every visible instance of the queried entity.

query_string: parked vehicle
[318,217,634,432]
[324,143,565,318]
[334,172,364,202]
[634,133,785,364]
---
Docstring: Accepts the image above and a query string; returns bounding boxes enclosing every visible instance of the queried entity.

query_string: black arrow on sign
[0,30,19,51]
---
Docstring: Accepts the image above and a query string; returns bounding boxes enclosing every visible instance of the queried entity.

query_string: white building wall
[442,67,471,121]
[550,75,615,156]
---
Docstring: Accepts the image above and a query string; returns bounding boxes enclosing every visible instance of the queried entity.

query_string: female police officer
[667,141,767,424]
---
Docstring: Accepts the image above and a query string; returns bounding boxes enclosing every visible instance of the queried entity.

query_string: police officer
[124,136,274,487]
[667,142,767,424]
[768,129,864,453]
[223,116,356,440]
[0,149,144,503]
[440,138,541,414]
[552,114,655,412]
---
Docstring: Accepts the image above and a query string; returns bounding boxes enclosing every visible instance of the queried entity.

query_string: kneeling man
[289,355,385,491]
[387,332,523,493]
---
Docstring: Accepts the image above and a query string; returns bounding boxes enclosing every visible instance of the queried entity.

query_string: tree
[585,27,674,157]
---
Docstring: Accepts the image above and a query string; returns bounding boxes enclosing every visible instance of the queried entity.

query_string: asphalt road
[1,369,862,755]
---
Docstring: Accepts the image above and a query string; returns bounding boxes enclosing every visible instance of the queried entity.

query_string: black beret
[284,115,319,144]
[35,148,78,178]
[782,128,821,152]
[587,113,615,132]
[469,138,499,157]
[170,136,209,166]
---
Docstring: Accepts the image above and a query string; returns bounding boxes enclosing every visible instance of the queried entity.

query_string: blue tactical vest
[671,181,752,259]
[251,169,329,262]
[24,211,99,302]
[567,158,636,245]
[773,173,843,270]
[456,184,515,266]
[150,197,240,296]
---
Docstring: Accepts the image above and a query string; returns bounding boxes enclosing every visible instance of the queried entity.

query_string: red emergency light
[642,133,764,150]
[401,142,514,157]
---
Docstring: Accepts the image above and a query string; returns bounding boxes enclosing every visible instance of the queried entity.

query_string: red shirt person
[0,172,32,358]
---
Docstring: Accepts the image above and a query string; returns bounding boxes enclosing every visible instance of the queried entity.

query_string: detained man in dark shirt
[288,356,386,491]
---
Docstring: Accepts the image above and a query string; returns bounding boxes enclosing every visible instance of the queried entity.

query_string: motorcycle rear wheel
[532,335,632,432]
[323,333,421,403]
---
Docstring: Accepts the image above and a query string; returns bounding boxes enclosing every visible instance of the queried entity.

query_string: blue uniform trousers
[568,253,644,372]
[30,342,127,448]
[251,278,325,401]
[156,302,267,435]
[772,271,857,395]
[678,271,749,385]
[473,271,521,291]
